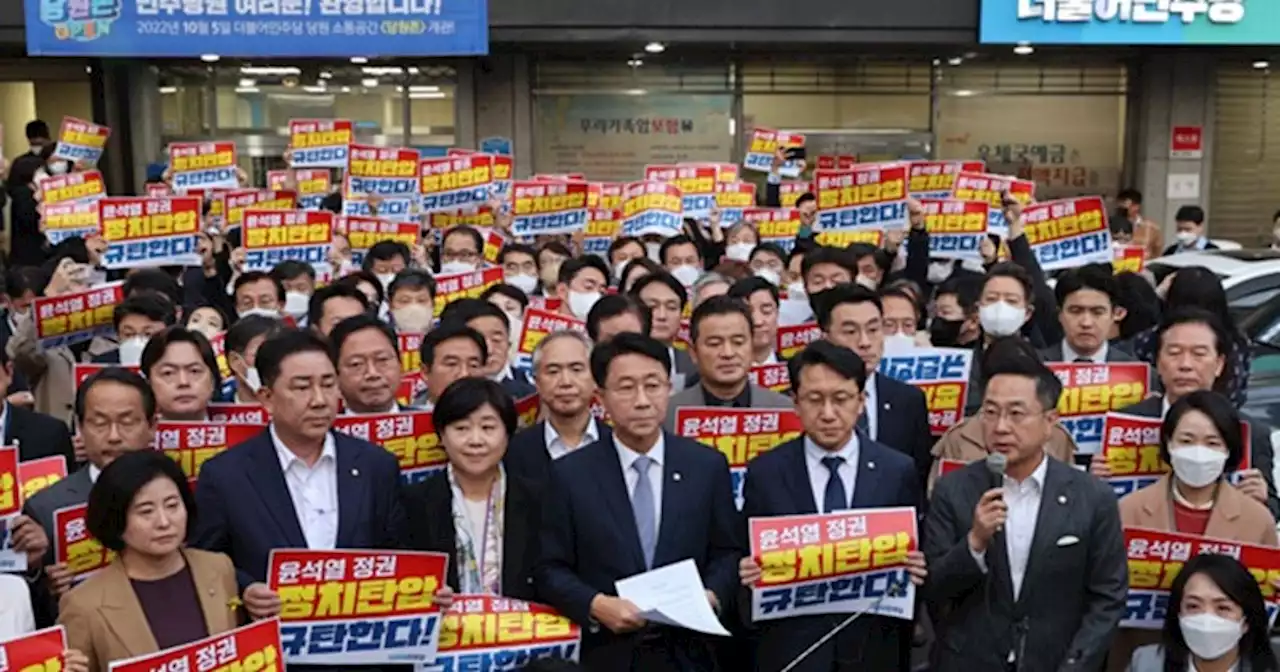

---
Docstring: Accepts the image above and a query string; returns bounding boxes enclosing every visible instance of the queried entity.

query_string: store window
[1210,64,1279,245]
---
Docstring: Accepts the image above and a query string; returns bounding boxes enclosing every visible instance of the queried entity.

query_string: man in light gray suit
[924,340,1127,672]
[663,295,792,433]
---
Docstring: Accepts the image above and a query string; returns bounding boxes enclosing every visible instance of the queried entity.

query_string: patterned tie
[631,456,657,568]
[822,456,848,513]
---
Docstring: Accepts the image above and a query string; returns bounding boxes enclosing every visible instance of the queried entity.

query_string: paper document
[615,559,730,636]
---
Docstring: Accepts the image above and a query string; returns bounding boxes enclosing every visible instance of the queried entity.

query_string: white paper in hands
[615,559,730,637]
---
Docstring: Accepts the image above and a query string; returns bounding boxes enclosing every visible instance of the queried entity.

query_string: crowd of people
[0,116,1276,672]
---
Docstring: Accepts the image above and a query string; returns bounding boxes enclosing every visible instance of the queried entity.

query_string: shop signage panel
[980,0,1277,44]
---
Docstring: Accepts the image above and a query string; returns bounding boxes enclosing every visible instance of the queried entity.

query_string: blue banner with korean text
[26,0,489,57]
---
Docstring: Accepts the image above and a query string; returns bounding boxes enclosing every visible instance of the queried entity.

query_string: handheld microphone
[986,452,1007,533]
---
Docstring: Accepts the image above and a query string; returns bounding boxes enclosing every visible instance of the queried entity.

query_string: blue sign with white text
[25,0,488,56]
[980,0,1279,44]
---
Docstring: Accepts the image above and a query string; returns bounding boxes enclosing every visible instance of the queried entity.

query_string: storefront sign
[980,0,1273,44]
[1170,125,1204,159]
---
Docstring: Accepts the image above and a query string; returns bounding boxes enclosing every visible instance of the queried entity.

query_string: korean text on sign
[33,281,124,349]
[1101,413,1168,498]
[223,189,298,230]
[749,507,919,622]
[424,596,581,672]
[516,308,587,369]
[54,116,110,164]
[878,347,974,435]
[156,421,265,488]
[54,502,115,579]
[98,196,201,268]
[346,145,420,198]
[420,154,494,213]
[0,626,67,672]
[290,119,353,169]
[748,363,792,396]
[1024,196,1113,272]
[428,207,495,231]
[745,208,803,253]
[919,199,990,261]
[18,455,68,503]
[268,549,449,665]
[582,209,621,257]
[744,128,806,178]
[620,181,683,239]
[588,182,625,211]
[715,182,757,224]
[433,267,503,318]
[817,155,858,171]
[1114,245,1146,274]
[815,229,883,250]
[511,180,590,237]
[951,171,1036,236]
[646,164,718,219]
[109,618,282,672]
[344,192,420,223]
[907,160,986,199]
[778,181,811,209]
[342,216,419,266]
[0,446,19,519]
[243,209,334,272]
[169,141,238,191]
[333,412,440,485]
[208,403,269,425]
[1122,527,1280,630]
[776,323,823,361]
[675,407,803,510]
[270,168,333,210]
[1012,0,1246,31]
[41,201,99,245]
[74,363,141,388]
[813,164,909,232]
[1047,362,1149,454]
[38,169,106,206]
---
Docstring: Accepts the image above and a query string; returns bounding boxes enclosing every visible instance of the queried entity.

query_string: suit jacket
[869,374,934,492]
[499,368,536,400]
[1121,395,1280,518]
[24,467,93,568]
[742,435,921,672]
[58,548,240,672]
[1037,342,1138,364]
[401,470,540,600]
[504,419,613,487]
[5,403,74,465]
[534,432,744,671]
[671,347,699,390]
[924,459,1127,672]
[661,383,793,434]
[928,416,1078,494]
[190,428,406,589]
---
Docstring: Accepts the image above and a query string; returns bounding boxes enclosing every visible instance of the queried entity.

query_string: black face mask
[930,317,965,348]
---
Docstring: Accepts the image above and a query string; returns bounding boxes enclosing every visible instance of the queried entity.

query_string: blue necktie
[631,456,657,568]
[822,456,848,513]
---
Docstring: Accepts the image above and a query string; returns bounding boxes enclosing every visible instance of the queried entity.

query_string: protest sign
[333,412,441,484]
[1113,245,1146,274]
[419,154,494,213]
[516,308,587,369]
[289,118,353,168]
[714,181,756,223]
[749,507,918,622]
[144,182,170,197]
[73,363,139,387]
[53,117,111,163]
[208,403,269,425]
[1024,197,1113,272]
[919,199,990,261]
[1047,362,1149,454]
[583,209,621,256]
[813,164,909,232]
[776,323,823,361]
[169,141,238,191]
[0,446,18,520]
[18,455,67,503]
[429,207,495,231]
[748,363,792,395]
[620,181,683,239]
[38,169,106,206]
[156,422,265,488]
[99,196,201,268]
[907,160,985,199]
[951,172,1035,236]
[41,201,99,244]
[222,189,297,231]
[342,216,420,266]
[54,502,113,579]
[1122,527,1280,629]
[270,549,449,665]
[423,596,581,672]
[0,626,67,672]
[816,155,858,171]
[744,128,805,177]
[878,348,974,435]
[675,408,803,509]
[243,209,334,272]
[936,458,967,480]
[511,180,590,236]
[346,145,420,198]
[109,619,282,672]
[1101,413,1167,498]
[778,181,810,209]
[34,282,124,349]
[432,267,504,317]
[745,208,802,253]
[270,168,333,210]
[814,229,883,249]
[646,164,718,218]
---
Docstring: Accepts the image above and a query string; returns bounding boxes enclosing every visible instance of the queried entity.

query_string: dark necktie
[822,456,848,513]
[856,411,869,434]
[1074,357,1092,363]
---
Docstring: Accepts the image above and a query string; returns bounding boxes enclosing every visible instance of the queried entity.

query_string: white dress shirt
[341,402,398,416]
[862,373,879,440]
[970,454,1048,601]
[272,425,339,550]
[0,574,35,640]
[758,351,779,365]
[803,434,859,512]
[616,433,665,532]
[0,402,9,444]
[545,417,600,461]
[88,463,102,484]
[1061,341,1108,363]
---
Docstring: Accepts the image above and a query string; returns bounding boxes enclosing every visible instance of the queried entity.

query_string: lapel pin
[673,472,681,482]
[867,461,876,470]
[351,468,360,477]
[1058,495,1067,504]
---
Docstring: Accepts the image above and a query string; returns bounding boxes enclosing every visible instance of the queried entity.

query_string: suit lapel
[654,436,688,567]
[502,477,531,592]
[849,436,882,508]
[97,561,160,657]
[593,437,647,571]
[246,434,308,548]
[189,551,234,634]
[423,474,459,589]
[335,435,365,548]
[785,440,818,514]
[873,377,892,442]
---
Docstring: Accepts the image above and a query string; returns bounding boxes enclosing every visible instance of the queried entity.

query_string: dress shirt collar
[759,351,779,365]
[341,402,398,416]
[545,416,599,450]
[1161,396,1171,419]
[88,463,101,484]
[701,382,751,408]
[271,423,337,471]
[490,363,515,384]
[615,432,665,472]
[1062,340,1108,363]
[803,433,859,467]
[1005,452,1049,492]
[0,402,9,440]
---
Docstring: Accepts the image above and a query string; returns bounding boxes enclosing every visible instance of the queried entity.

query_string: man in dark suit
[1091,308,1280,517]
[328,313,413,414]
[535,333,743,671]
[0,347,72,465]
[739,340,928,671]
[631,273,699,391]
[191,329,416,620]
[814,283,934,489]
[506,330,611,487]
[1039,265,1139,365]
[439,298,536,399]
[924,345,1126,671]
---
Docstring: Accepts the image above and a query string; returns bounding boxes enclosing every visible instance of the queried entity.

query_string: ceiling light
[1254,60,1270,69]
[409,85,439,92]
[362,66,403,75]
[407,66,420,74]
[302,85,328,93]
[932,58,941,66]
[627,58,643,67]
[350,56,368,64]
[964,51,978,59]
[159,86,178,94]
[234,86,259,94]
[644,42,665,54]
[319,71,333,79]
[238,78,256,87]
[1013,42,1034,55]
[409,92,446,99]
[624,88,647,96]
[953,89,977,97]
[361,77,379,88]
[340,86,352,93]
[200,53,220,62]
[948,56,963,66]
[240,66,300,76]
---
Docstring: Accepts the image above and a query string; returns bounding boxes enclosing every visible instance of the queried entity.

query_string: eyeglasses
[606,380,670,400]
[979,406,1043,426]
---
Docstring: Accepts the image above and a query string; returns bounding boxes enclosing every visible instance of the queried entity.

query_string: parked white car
[1146,248,1280,319]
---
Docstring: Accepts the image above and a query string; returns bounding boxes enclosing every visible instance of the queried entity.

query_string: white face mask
[243,366,263,393]
[778,297,814,327]
[645,242,662,263]
[48,162,68,176]
[568,291,602,320]
[785,281,806,298]
[239,307,280,320]
[1170,445,1228,488]
[505,273,539,295]
[117,336,149,366]
[376,273,396,291]
[440,261,476,275]
[855,275,877,290]
[506,312,524,339]
[670,264,700,287]
[725,242,755,262]
[392,303,434,333]
[978,300,1026,338]
[613,258,633,282]
[1180,612,1244,661]
[755,268,781,286]
[1176,230,1199,246]
[283,291,310,319]
[883,332,917,355]
[927,260,955,284]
